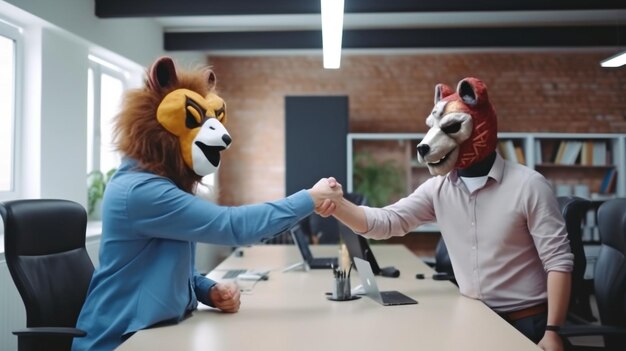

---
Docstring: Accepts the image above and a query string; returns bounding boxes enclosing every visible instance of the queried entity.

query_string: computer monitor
[338,222,381,275]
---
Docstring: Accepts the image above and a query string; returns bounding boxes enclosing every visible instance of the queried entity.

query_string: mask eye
[441,122,462,134]
[215,106,226,122]
[185,96,207,129]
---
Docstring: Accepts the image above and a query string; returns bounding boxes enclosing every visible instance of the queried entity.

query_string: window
[87,56,127,174]
[0,21,20,195]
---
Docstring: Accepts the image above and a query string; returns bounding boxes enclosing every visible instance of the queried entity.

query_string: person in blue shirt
[72,57,343,351]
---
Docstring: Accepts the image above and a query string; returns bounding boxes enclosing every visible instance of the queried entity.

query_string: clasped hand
[308,177,343,217]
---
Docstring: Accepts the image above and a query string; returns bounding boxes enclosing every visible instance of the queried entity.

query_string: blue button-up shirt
[73,158,313,350]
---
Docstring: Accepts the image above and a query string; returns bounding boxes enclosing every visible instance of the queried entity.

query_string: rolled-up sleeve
[524,173,574,273]
[360,179,437,240]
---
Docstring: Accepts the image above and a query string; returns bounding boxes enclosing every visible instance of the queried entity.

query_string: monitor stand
[282,260,310,273]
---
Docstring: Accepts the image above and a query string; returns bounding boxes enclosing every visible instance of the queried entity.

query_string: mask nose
[416,144,430,157]
[222,134,232,147]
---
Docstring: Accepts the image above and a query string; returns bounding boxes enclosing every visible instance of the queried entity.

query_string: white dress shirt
[360,153,573,312]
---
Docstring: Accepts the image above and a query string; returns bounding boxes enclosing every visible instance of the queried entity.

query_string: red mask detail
[438,78,498,169]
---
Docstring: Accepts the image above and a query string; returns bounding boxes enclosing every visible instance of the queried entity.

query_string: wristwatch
[545,325,561,332]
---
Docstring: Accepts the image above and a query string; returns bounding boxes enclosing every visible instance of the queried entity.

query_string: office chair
[0,199,95,351]
[560,198,626,351]
[434,238,455,281]
[557,196,596,323]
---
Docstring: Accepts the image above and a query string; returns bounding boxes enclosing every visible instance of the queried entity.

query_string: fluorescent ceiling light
[321,0,344,69]
[600,51,626,68]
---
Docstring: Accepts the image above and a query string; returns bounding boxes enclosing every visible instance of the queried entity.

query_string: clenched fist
[209,282,241,313]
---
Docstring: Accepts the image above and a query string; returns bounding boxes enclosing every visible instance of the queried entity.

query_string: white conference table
[117,244,539,351]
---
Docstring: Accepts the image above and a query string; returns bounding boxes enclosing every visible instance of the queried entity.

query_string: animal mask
[416,77,497,176]
[151,57,231,176]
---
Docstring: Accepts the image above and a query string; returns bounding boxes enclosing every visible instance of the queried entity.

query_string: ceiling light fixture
[321,0,344,69]
[600,51,626,68]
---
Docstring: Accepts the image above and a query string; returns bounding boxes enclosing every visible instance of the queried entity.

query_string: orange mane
[114,65,215,193]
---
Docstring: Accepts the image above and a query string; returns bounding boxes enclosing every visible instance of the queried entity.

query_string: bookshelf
[347,132,626,232]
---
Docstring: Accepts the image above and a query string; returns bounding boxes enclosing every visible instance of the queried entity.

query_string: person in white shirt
[320,77,573,351]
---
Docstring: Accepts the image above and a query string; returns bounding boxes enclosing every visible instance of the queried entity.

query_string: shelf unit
[347,132,626,232]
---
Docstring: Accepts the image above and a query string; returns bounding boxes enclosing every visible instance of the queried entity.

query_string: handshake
[308,177,343,218]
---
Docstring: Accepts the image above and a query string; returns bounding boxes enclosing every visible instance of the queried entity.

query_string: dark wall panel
[285,96,348,197]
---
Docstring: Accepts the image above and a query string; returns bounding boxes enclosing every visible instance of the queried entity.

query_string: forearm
[333,197,368,233]
[546,270,571,326]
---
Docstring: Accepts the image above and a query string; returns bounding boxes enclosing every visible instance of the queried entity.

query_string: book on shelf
[553,141,567,164]
[514,145,525,165]
[559,141,583,165]
[550,140,582,165]
[599,168,617,194]
[498,140,518,163]
[592,141,607,166]
[580,141,594,166]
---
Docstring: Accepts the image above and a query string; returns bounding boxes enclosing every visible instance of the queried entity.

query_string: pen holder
[327,264,360,302]
[330,277,353,301]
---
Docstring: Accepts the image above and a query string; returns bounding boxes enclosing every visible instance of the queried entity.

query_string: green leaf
[353,152,405,208]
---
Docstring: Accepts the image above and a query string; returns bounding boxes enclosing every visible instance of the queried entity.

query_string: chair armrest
[560,324,626,338]
[13,327,87,338]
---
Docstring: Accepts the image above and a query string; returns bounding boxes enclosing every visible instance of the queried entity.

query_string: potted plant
[87,168,116,220]
[352,152,405,208]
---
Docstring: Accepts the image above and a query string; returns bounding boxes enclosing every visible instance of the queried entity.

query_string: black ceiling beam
[96,0,626,18]
[164,26,626,51]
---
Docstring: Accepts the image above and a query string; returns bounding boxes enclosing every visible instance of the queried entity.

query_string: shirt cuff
[195,276,218,306]
[288,189,315,217]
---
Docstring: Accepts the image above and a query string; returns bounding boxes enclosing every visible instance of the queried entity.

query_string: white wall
[39,29,89,201]
[0,3,223,349]
[5,0,160,67]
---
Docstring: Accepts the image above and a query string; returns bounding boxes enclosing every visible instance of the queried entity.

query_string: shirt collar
[448,152,505,185]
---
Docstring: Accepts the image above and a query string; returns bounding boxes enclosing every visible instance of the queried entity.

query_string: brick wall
[208,52,626,205]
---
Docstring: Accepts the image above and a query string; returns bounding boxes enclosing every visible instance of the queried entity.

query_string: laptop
[290,224,338,269]
[353,257,418,306]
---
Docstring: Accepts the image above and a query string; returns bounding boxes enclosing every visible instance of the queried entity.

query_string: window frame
[0,19,23,200]
[87,55,128,174]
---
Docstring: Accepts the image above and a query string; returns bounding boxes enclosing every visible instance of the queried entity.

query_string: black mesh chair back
[0,199,95,351]
[434,238,454,276]
[594,198,626,348]
[557,196,595,323]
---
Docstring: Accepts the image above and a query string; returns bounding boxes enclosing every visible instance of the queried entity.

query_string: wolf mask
[416,77,497,176]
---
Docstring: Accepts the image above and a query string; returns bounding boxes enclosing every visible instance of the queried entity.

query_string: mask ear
[456,77,486,106]
[148,56,178,91]
[434,83,454,104]
[207,70,217,90]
